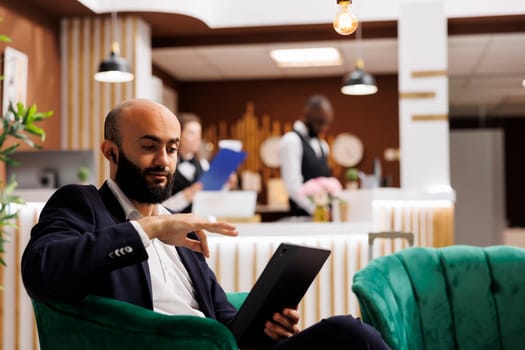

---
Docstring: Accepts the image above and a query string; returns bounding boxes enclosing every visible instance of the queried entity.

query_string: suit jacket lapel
[98,181,153,304]
[99,182,127,222]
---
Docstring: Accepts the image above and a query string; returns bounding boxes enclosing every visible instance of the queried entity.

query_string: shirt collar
[106,179,170,220]
[293,120,309,138]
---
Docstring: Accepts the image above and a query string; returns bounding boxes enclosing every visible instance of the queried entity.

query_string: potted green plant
[344,167,360,190]
[0,27,52,268]
[76,166,91,184]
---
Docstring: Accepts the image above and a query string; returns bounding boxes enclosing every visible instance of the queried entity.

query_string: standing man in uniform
[279,95,334,217]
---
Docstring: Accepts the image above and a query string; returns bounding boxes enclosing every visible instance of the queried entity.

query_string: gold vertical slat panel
[32,209,40,350]
[411,70,447,78]
[98,16,108,184]
[412,114,448,121]
[119,16,127,102]
[416,207,422,247]
[15,216,21,350]
[82,18,92,150]
[234,244,239,292]
[432,206,455,247]
[127,16,135,100]
[427,208,434,247]
[330,240,335,316]
[343,240,349,315]
[314,260,321,323]
[252,242,258,287]
[89,18,96,150]
[399,91,436,99]
[0,205,44,350]
[389,207,395,230]
[67,19,75,150]
[78,19,85,149]
[0,243,4,350]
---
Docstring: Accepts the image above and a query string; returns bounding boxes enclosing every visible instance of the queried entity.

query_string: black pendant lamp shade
[94,13,134,83]
[341,59,377,95]
[94,42,134,83]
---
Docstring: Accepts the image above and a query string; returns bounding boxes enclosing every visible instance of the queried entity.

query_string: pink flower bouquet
[298,177,343,206]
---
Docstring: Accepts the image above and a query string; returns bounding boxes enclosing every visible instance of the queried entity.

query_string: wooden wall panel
[0,1,61,157]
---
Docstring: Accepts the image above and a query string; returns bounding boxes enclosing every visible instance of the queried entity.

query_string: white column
[398,0,450,192]
[134,19,154,99]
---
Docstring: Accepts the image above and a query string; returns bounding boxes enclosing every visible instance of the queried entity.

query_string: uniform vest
[289,130,332,216]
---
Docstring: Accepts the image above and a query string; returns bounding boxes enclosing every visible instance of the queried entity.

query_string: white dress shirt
[279,120,330,215]
[107,179,205,317]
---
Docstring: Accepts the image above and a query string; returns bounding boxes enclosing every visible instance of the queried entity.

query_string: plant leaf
[33,110,53,122]
[1,144,20,156]
[23,123,46,139]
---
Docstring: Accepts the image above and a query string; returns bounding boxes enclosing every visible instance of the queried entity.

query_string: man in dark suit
[22,98,389,349]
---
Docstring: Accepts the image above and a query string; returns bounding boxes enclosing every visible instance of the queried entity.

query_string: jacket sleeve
[21,184,148,303]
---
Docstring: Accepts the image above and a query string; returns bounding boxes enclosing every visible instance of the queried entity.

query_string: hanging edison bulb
[333,0,358,35]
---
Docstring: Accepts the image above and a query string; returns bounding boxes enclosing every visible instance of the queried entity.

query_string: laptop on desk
[229,243,331,349]
[192,191,257,219]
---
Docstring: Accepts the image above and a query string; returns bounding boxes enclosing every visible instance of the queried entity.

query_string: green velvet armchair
[32,292,248,350]
[352,245,525,350]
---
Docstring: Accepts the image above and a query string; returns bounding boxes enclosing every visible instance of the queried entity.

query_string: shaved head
[104,99,177,147]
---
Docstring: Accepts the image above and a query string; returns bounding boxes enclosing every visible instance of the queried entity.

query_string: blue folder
[198,148,247,190]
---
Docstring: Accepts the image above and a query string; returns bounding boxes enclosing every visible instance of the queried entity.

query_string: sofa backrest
[352,245,525,350]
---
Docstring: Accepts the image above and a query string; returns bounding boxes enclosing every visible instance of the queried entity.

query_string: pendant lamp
[341,24,377,95]
[341,59,377,95]
[94,12,134,83]
[333,0,358,36]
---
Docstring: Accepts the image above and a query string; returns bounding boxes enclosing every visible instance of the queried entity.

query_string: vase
[339,200,349,222]
[312,204,330,222]
[345,181,359,190]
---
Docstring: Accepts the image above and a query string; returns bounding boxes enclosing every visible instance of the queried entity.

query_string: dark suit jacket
[21,182,237,326]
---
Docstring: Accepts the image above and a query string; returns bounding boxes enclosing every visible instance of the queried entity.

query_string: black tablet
[229,242,331,348]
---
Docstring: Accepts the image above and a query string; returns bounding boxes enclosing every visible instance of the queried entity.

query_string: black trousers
[268,315,391,350]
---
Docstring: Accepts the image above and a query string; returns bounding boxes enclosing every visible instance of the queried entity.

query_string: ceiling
[27,0,525,118]
[152,33,525,118]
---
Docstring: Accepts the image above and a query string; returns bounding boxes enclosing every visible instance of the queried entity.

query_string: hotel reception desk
[1,188,454,350]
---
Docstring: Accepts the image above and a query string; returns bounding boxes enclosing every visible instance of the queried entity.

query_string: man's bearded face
[115,149,175,203]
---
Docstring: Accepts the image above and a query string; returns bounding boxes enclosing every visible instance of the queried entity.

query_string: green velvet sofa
[32,292,248,350]
[352,245,525,350]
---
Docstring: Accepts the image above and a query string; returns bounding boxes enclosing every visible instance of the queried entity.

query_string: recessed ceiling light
[270,47,342,68]
[522,79,525,88]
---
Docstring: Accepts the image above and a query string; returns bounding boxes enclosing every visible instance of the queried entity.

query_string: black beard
[115,150,175,204]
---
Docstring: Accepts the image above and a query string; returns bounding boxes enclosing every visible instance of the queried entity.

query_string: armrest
[227,291,248,310]
[33,295,238,350]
